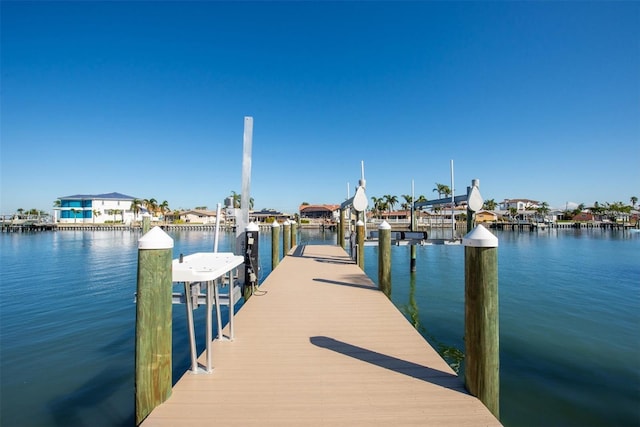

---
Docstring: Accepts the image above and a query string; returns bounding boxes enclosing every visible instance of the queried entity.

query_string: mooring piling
[291,220,297,247]
[463,224,500,419]
[271,220,280,270]
[378,220,391,297]
[356,220,365,269]
[135,226,173,425]
[283,220,291,254]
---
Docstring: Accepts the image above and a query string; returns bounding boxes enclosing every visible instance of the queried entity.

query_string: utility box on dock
[243,223,259,299]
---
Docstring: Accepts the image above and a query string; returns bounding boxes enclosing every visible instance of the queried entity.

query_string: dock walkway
[142,244,501,426]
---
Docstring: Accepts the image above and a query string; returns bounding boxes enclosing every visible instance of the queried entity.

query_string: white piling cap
[463,224,498,248]
[271,220,280,227]
[356,220,364,226]
[246,222,259,232]
[138,226,174,249]
[378,220,391,230]
[284,220,291,225]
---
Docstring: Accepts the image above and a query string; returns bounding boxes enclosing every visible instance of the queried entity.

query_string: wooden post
[283,220,291,255]
[135,226,173,425]
[356,220,365,270]
[142,213,151,235]
[463,225,499,419]
[378,220,391,297]
[291,220,297,248]
[271,220,280,270]
[410,245,417,272]
[338,208,346,248]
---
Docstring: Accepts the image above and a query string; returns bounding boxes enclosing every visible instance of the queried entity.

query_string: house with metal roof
[55,192,137,224]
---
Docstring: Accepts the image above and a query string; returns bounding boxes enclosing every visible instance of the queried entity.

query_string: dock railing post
[271,220,280,269]
[291,220,297,248]
[462,224,499,419]
[283,220,291,255]
[135,226,174,425]
[378,220,391,297]
[356,220,365,270]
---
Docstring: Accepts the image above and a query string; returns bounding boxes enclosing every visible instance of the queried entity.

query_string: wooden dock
[141,244,502,426]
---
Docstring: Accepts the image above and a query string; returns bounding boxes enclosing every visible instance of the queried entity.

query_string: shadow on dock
[310,336,467,392]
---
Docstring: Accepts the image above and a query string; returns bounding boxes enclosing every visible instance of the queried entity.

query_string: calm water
[0,228,638,426]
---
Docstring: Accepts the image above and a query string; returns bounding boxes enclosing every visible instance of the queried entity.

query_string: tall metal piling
[135,226,173,425]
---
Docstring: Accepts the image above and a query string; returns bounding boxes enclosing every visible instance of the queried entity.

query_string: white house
[499,198,541,211]
[178,209,219,224]
[56,192,137,224]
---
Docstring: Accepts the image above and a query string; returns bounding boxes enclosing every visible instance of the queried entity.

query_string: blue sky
[2,1,638,215]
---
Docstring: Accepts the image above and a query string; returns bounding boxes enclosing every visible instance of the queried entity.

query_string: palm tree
[230,191,254,209]
[401,194,413,211]
[144,198,158,218]
[631,196,638,209]
[383,195,398,212]
[92,209,100,224]
[483,199,497,211]
[71,208,79,224]
[160,200,170,224]
[535,202,549,223]
[370,196,382,219]
[130,199,142,223]
[17,208,24,218]
[433,183,451,199]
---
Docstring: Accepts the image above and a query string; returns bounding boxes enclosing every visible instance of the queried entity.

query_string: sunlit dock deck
[142,244,502,426]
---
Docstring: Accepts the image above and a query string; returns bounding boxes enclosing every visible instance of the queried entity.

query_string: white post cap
[271,220,280,228]
[283,220,291,225]
[246,222,259,232]
[356,220,364,226]
[462,224,498,248]
[138,226,174,249]
[378,220,391,230]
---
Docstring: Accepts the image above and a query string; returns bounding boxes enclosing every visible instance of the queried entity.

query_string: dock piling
[463,224,500,419]
[291,220,297,248]
[283,220,291,255]
[271,220,280,270]
[356,220,365,270]
[378,221,391,297]
[135,227,173,425]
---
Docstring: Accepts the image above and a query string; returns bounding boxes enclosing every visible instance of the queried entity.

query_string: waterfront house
[475,210,498,223]
[56,192,137,224]
[251,209,291,224]
[299,204,340,223]
[176,209,219,224]
[499,198,541,211]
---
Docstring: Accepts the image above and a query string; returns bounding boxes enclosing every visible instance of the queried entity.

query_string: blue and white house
[56,192,138,224]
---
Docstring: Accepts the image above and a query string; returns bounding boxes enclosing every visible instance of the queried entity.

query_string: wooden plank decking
[142,245,502,426]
